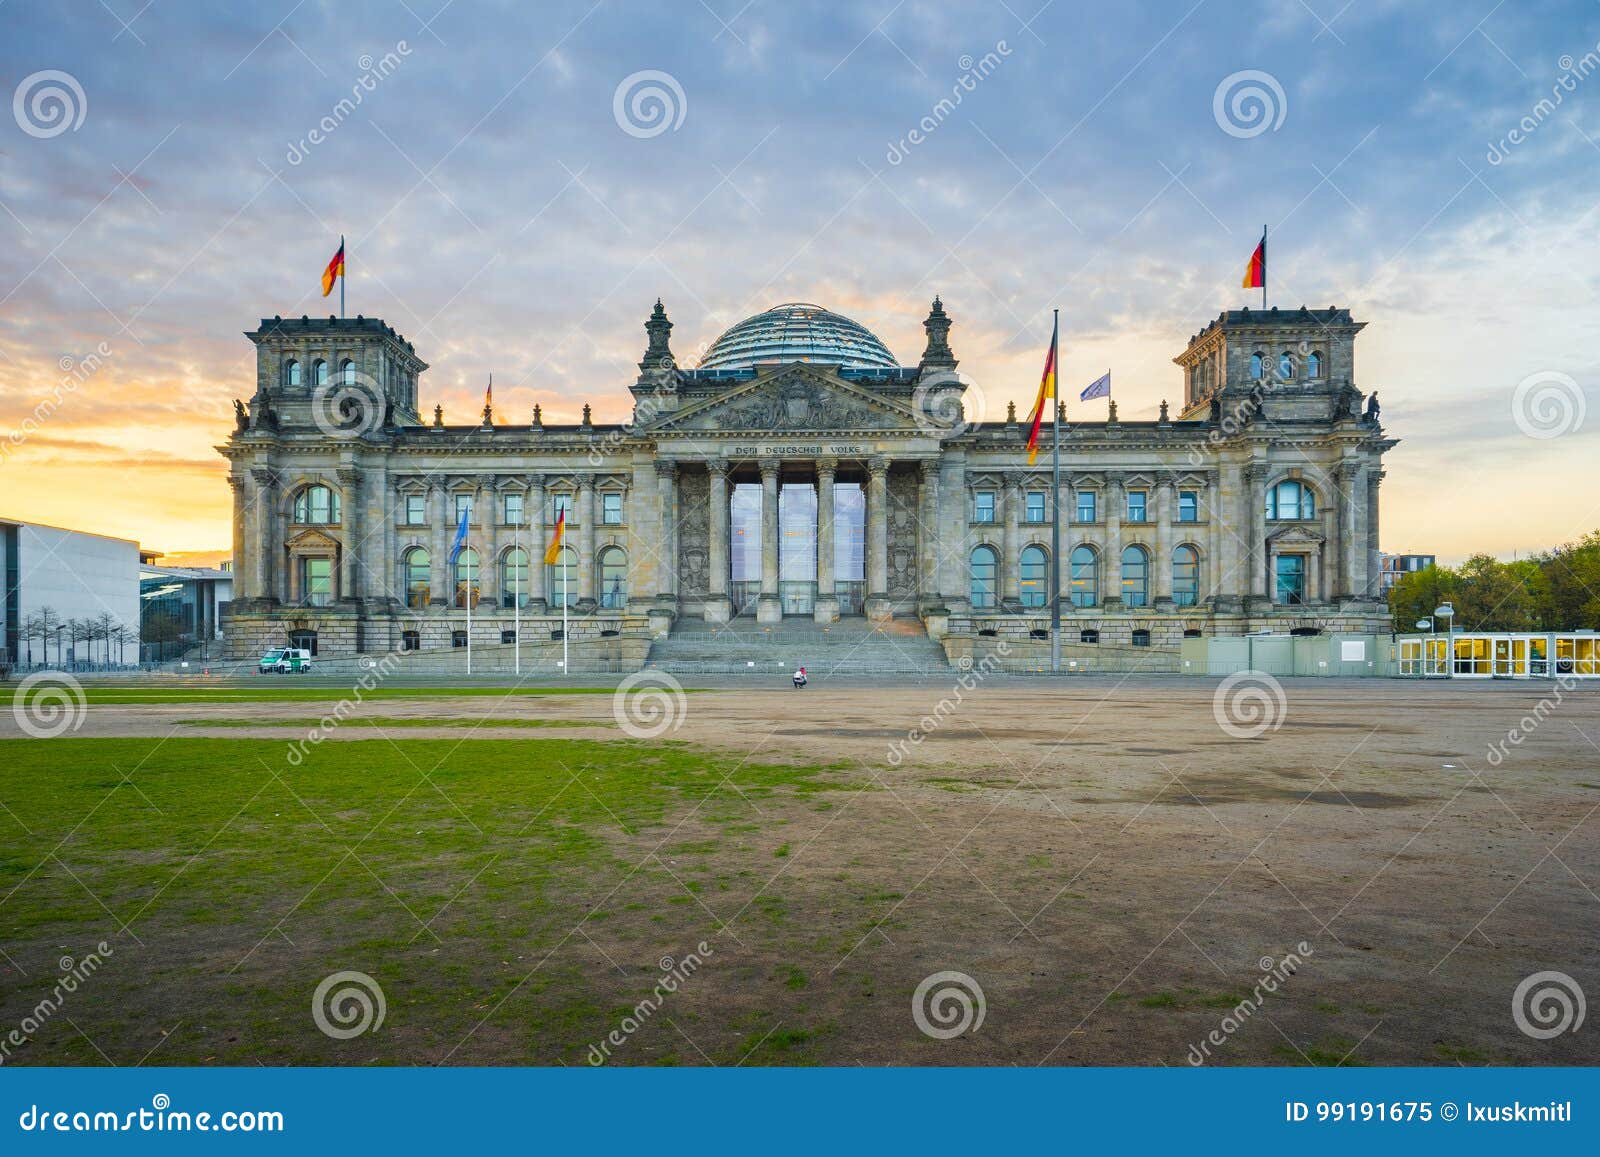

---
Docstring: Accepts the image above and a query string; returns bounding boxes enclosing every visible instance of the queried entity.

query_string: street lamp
[1433,603,1455,677]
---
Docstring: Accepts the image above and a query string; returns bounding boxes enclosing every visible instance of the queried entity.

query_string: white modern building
[1,517,142,668]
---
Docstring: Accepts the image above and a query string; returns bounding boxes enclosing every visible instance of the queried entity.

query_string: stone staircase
[645,616,952,676]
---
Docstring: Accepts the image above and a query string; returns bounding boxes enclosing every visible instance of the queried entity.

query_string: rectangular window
[302,557,332,606]
[1076,491,1097,523]
[1025,492,1045,523]
[1126,490,1147,523]
[973,492,995,523]
[454,494,472,524]
[553,494,573,524]
[401,630,419,652]
[1178,491,1198,522]
[500,629,517,644]
[1275,555,1306,605]
[451,629,468,649]
[405,494,426,525]
[502,493,524,526]
[602,492,623,524]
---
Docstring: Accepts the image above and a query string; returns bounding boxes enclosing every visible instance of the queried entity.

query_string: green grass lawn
[178,716,605,729]
[67,685,633,705]
[0,735,846,1066]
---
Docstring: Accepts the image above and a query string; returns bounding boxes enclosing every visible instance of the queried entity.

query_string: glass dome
[698,303,900,370]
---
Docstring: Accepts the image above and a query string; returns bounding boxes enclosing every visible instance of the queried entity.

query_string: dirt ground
[5,675,1598,1066]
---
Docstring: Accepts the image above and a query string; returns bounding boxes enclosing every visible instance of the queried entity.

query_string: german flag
[1025,314,1058,465]
[543,509,566,565]
[1242,229,1266,290]
[321,237,345,297]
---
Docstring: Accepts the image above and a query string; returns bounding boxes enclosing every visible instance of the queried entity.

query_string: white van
[258,647,313,674]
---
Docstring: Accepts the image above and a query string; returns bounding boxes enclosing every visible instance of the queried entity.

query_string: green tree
[1389,564,1455,632]
[1453,554,1535,630]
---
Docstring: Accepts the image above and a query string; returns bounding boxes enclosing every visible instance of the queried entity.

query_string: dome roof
[698,303,899,370]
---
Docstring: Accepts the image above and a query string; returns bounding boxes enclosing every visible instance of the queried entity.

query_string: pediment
[645,364,920,433]
[285,527,341,550]
[1266,523,1326,546]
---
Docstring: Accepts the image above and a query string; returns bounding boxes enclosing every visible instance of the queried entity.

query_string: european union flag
[1080,371,1111,402]
[447,505,470,566]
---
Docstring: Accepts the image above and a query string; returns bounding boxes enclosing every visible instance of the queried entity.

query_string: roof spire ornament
[531,403,543,431]
[638,299,677,384]
[918,295,957,372]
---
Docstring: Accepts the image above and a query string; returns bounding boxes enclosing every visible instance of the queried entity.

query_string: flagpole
[562,553,569,677]
[340,234,346,319]
[1261,224,1267,310]
[466,530,473,677]
[514,512,521,677]
[1049,308,1062,676]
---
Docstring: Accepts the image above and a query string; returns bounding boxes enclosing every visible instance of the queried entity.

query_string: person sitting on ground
[792,666,807,688]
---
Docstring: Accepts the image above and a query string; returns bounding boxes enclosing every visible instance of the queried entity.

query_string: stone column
[428,476,449,607]
[337,467,361,602]
[229,474,252,601]
[865,456,891,621]
[1335,460,1361,601]
[939,452,967,608]
[1102,472,1123,608]
[757,461,782,623]
[1001,471,1021,606]
[706,460,732,622]
[250,468,280,603]
[527,473,547,611]
[1246,463,1269,605]
[578,474,597,609]
[918,459,939,611]
[1365,469,1383,602]
[1308,549,1322,605]
[655,459,678,608]
[1153,480,1173,605]
[478,476,500,609]
[814,458,838,623]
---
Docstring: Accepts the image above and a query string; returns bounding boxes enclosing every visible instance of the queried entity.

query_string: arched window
[1278,350,1295,379]
[292,484,340,525]
[1250,352,1264,380]
[970,545,998,609]
[1307,350,1323,377]
[313,359,329,387]
[285,359,302,387]
[1069,545,1098,607]
[341,358,356,385]
[1120,545,1149,608]
[404,548,430,609]
[599,546,628,609]
[1266,479,1315,520]
[1172,545,1200,607]
[1019,545,1048,608]
[548,546,577,608]
[454,547,480,609]
[501,548,528,609]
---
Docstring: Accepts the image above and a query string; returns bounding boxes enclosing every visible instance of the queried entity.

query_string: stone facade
[218,299,1396,662]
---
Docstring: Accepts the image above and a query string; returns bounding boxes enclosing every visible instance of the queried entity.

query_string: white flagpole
[466,532,473,677]
[562,550,569,677]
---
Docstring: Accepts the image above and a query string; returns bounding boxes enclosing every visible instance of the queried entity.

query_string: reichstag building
[220,297,1394,666]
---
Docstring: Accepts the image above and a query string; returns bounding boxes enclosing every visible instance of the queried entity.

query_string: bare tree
[94,612,118,666]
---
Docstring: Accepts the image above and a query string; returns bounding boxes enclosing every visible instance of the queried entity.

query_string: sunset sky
[2,1,1597,562]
